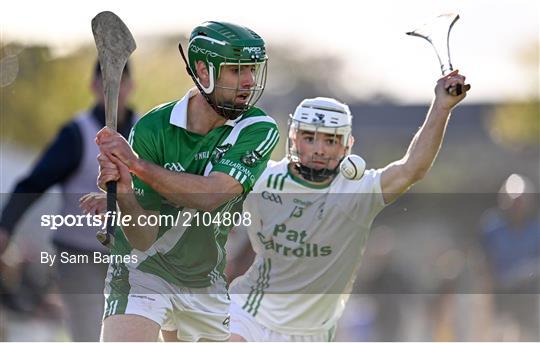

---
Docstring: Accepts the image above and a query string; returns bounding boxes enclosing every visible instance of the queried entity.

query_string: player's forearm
[131,159,236,211]
[401,100,452,181]
[116,192,159,251]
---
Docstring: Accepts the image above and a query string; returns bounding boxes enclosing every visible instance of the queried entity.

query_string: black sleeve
[0,122,83,235]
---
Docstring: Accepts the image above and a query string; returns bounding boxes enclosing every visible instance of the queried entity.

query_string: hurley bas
[41,251,138,267]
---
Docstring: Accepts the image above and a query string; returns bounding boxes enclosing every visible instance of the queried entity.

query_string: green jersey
[112,90,279,288]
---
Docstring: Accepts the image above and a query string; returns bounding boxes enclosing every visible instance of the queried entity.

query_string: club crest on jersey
[241,150,262,167]
[212,144,232,164]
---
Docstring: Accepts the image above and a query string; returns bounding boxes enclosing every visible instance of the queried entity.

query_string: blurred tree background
[1,36,193,148]
[1,35,538,192]
[485,43,539,153]
[0,34,346,149]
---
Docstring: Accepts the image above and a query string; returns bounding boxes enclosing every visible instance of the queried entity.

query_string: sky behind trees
[2,0,538,103]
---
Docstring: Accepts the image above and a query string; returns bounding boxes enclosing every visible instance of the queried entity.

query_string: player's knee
[229,333,248,342]
[101,314,160,342]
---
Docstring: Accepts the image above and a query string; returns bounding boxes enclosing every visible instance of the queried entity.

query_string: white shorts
[103,265,230,341]
[230,300,336,342]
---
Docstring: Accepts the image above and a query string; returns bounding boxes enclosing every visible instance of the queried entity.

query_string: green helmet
[182,21,268,119]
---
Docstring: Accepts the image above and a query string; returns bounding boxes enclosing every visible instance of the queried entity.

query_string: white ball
[340,154,366,180]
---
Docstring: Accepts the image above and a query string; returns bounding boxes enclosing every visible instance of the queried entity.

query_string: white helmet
[287,97,353,181]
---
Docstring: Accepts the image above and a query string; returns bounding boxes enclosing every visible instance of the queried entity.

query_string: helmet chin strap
[294,161,340,183]
[289,155,346,182]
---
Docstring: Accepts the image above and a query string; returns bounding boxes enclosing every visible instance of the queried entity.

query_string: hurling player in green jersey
[93,21,278,341]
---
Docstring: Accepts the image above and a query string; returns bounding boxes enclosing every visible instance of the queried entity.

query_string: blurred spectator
[479,173,540,341]
[0,60,137,341]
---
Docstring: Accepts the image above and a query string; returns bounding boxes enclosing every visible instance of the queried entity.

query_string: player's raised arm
[380,70,470,204]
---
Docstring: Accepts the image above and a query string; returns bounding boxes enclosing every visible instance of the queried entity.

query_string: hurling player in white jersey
[228,71,470,341]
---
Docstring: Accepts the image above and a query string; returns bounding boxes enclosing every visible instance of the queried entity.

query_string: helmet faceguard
[178,21,268,120]
[287,97,353,182]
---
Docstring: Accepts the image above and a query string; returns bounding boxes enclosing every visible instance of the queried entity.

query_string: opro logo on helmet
[243,46,263,59]
[242,47,262,53]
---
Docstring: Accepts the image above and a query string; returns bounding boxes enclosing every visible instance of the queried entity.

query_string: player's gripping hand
[434,70,471,111]
[79,192,107,215]
[97,152,133,194]
[96,127,138,170]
